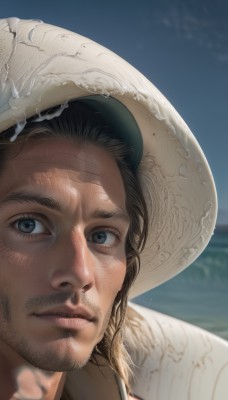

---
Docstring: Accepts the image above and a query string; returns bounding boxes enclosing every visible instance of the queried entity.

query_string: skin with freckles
[0,137,129,399]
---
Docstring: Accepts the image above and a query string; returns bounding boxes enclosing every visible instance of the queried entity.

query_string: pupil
[93,232,106,244]
[18,219,35,233]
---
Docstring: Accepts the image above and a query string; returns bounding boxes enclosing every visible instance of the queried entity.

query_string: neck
[0,344,66,400]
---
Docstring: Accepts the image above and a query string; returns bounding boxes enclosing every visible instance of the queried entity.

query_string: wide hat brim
[0,18,217,299]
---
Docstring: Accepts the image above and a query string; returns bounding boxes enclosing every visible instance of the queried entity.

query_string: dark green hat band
[79,95,143,169]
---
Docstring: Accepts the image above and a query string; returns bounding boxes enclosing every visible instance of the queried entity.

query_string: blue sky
[2,0,228,223]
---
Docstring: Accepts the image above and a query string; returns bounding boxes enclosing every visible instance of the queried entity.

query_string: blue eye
[15,218,46,234]
[92,231,108,244]
[88,230,117,246]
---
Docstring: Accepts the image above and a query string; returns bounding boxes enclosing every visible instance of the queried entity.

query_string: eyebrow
[0,192,61,211]
[91,209,130,224]
[0,191,130,223]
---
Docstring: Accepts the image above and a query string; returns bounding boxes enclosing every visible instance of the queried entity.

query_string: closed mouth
[32,305,97,324]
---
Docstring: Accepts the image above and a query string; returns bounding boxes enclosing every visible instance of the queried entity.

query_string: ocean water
[133,230,228,341]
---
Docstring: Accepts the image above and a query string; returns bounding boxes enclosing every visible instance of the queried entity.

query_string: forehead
[1,137,127,211]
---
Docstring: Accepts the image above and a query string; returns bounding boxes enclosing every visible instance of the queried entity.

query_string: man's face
[0,137,129,371]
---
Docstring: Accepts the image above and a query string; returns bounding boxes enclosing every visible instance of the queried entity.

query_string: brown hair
[0,101,148,390]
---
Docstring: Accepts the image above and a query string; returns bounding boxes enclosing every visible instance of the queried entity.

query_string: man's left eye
[14,218,46,234]
[88,230,117,246]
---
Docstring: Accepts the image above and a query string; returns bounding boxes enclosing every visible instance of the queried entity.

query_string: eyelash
[87,228,121,249]
[10,213,50,238]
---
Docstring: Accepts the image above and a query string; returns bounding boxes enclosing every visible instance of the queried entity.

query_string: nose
[49,229,95,292]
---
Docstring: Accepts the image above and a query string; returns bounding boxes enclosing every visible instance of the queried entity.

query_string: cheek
[0,236,48,271]
[95,259,126,343]
[0,241,31,277]
[96,257,127,301]
[0,240,42,305]
[0,292,11,322]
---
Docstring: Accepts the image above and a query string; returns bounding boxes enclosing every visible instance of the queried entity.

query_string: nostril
[83,283,92,292]
[60,282,69,287]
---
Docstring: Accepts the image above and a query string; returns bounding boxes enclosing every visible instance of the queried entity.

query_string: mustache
[24,291,101,316]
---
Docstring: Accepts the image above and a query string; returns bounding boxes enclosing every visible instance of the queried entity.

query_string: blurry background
[2,0,228,339]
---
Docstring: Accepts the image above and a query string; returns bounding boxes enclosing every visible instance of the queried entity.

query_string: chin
[16,335,95,372]
[36,355,90,372]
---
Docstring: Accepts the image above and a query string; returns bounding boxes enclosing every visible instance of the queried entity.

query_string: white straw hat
[0,18,217,298]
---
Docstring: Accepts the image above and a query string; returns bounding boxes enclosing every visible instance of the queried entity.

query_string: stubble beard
[0,290,113,373]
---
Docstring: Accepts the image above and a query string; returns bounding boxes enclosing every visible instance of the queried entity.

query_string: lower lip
[34,314,93,330]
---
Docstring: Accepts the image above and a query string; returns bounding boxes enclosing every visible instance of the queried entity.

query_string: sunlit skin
[0,137,130,399]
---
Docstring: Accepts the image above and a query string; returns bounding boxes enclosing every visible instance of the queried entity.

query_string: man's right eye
[13,216,48,235]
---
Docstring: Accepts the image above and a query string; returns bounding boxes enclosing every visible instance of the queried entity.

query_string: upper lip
[33,305,96,321]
